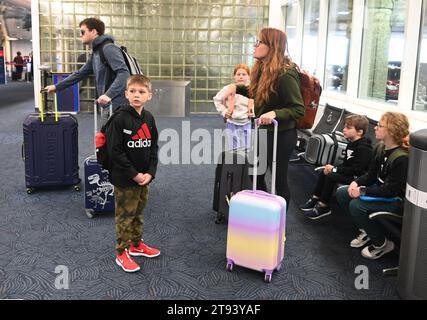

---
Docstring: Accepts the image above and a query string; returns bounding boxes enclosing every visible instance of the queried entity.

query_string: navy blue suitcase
[84,155,115,218]
[84,102,115,218]
[23,111,81,194]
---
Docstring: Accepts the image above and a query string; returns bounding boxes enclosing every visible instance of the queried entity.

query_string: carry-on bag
[212,147,252,223]
[22,90,80,194]
[226,119,286,283]
[304,132,348,166]
[83,101,115,218]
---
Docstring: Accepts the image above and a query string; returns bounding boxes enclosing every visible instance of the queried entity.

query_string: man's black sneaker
[299,197,319,211]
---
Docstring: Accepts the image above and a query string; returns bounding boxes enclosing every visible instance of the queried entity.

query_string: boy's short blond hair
[344,115,369,135]
[126,75,152,92]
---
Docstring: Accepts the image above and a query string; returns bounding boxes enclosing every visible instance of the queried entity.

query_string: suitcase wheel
[85,209,95,219]
[264,273,272,283]
[26,187,34,195]
[226,262,233,272]
[74,185,81,192]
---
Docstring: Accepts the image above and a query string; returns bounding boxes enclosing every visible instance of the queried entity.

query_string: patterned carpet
[0,85,400,299]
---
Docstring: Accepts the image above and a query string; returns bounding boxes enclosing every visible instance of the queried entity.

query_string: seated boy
[300,115,373,219]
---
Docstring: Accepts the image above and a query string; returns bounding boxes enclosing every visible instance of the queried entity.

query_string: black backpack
[95,109,122,171]
[99,41,143,75]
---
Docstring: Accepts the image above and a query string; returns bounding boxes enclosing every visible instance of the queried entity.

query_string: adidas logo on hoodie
[127,123,152,148]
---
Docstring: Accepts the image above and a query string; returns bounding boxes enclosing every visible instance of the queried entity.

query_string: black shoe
[299,197,319,211]
[304,203,331,220]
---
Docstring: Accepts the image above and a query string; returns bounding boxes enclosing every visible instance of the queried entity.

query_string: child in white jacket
[213,64,254,150]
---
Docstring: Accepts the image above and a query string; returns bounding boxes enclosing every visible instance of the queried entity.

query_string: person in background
[250,27,305,207]
[213,63,254,150]
[335,112,410,260]
[45,17,129,110]
[13,51,24,81]
[300,115,372,219]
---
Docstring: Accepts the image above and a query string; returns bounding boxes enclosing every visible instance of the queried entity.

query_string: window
[415,1,427,112]
[325,0,353,92]
[282,1,298,58]
[301,0,320,75]
[359,0,407,104]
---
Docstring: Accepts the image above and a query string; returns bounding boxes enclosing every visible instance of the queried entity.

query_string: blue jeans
[335,185,404,246]
[225,122,252,151]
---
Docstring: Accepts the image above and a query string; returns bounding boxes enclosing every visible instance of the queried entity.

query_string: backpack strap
[100,107,123,133]
[375,142,408,169]
[98,40,114,68]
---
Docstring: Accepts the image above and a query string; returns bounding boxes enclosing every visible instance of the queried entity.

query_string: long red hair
[249,28,294,107]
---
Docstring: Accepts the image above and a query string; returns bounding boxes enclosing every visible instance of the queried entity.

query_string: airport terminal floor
[0,82,400,300]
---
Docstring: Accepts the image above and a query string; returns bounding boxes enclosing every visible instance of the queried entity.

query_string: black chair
[291,104,345,162]
[368,211,403,276]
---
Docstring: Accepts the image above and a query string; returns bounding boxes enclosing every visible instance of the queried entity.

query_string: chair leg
[382,266,399,276]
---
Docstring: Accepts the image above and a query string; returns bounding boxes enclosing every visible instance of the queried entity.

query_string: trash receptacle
[398,129,427,300]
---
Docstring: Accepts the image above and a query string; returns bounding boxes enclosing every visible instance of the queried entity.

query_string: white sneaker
[350,229,370,248]
[361,239,395,260]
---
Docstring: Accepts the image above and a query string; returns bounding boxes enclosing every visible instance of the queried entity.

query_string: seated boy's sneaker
[116,249,140,272]
[350,229,370,248]
[303,203,331,220]
[129,240,161,258]
[299,197,319,211]
[361,238,395,260]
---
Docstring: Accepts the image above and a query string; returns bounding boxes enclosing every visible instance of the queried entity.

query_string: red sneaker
[129,240,161,258]
[116,249,140,272]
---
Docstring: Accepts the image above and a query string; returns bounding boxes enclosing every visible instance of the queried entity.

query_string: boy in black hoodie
[300,115,372,220]
[107,75,160,273]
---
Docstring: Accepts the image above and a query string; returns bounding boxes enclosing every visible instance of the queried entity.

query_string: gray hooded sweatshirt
[55,34,130,109]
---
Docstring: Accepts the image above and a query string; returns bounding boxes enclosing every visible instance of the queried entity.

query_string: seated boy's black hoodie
[334,137,372,177]
[107,104,159,187]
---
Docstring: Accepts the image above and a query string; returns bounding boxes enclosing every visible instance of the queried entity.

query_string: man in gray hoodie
[45,17,129,110]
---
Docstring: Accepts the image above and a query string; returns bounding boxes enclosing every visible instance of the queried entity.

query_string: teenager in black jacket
[336,112,410,260]
[301,115,372,219]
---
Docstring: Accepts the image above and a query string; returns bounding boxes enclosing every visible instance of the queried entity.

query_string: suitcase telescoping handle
[93,100,113,154]
[252,118,278,195]
[39,89,59,122]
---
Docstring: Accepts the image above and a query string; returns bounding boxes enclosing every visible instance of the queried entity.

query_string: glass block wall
[38,0,269,113]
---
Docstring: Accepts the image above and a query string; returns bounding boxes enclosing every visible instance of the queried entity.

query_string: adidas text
[127,139,151,148]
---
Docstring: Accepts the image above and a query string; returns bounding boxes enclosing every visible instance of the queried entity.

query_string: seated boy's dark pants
[335,185,403,246]
[312,172,354,204]
[114,185,148,254]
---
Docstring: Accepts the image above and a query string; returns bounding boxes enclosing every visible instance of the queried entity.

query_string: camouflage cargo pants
[114,185,148,254]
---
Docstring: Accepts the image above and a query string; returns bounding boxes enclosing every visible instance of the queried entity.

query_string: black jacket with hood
[335,137,372,177]
[107,104,159,187]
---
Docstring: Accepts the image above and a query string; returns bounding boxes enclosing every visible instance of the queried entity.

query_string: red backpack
[295,66,322,129]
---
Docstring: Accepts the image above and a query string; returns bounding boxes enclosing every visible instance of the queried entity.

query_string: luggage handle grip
[39,89,59,122]
[94,101,113,154]
[252,118,278,194]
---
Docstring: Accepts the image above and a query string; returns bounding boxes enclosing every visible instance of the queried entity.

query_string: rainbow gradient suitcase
[226,119,286,283]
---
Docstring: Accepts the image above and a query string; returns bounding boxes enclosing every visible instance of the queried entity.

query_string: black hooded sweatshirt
[107,104,159,187]
[334,136,372,177]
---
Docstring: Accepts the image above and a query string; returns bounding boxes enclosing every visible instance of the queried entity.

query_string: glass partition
[38,0,269,113]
